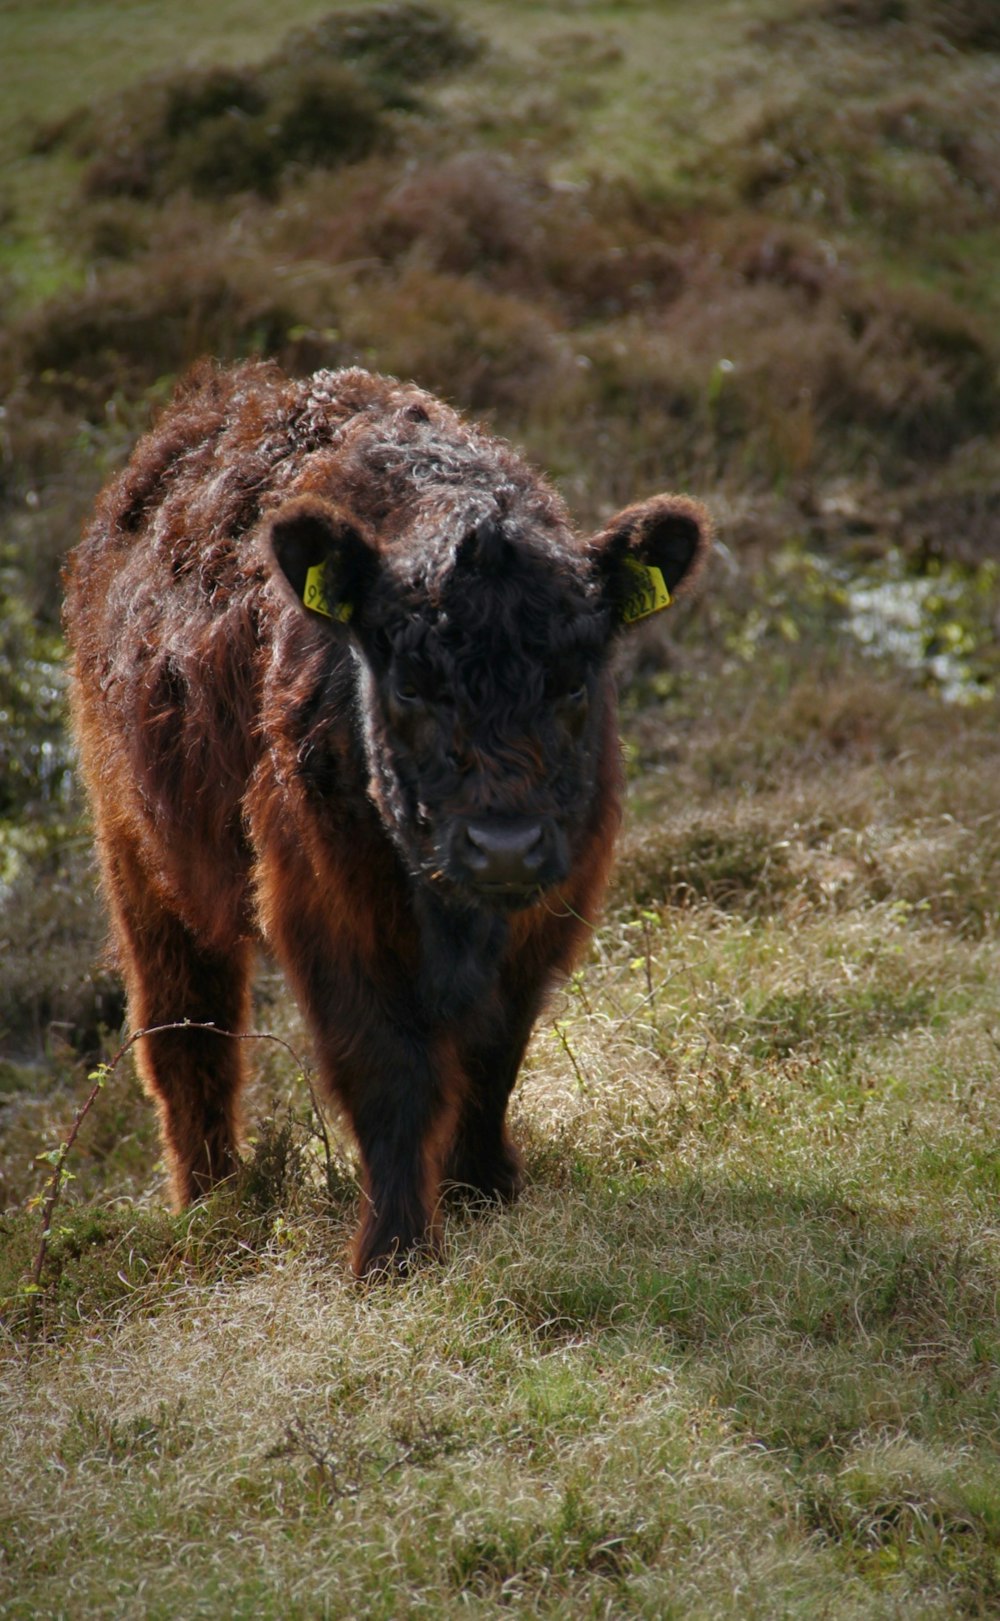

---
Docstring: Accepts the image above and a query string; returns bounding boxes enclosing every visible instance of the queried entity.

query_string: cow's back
[66,362,297,939]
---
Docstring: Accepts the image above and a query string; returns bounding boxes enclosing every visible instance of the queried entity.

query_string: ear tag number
[620,557,671,624]
[303,564,353,623]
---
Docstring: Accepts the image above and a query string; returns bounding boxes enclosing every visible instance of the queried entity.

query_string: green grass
[2,0,1000,1614]
[0,0,340,143]
[4,667,1000,1616]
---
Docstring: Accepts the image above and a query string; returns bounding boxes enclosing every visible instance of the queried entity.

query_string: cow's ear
[591,494,711,630]
[267,497,379,626]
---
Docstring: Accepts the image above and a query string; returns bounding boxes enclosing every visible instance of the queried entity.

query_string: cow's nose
[459,819,548,889]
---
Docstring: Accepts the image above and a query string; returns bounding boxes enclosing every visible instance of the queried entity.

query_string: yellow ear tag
[620,557,671,624]
[303,564,353,623]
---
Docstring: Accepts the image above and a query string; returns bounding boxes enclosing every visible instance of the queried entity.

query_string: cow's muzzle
[451,816,568,897]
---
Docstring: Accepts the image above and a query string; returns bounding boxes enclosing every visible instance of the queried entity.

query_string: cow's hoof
[443,1159,523,1212]
[353,1230,438,1282]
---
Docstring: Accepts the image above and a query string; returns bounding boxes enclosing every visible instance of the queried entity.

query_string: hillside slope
[2,6,998,1615]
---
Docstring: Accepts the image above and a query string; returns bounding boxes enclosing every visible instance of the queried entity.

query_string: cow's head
[268,489,710,908]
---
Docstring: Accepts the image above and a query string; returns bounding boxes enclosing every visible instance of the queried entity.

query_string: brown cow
[65,361,710,1275]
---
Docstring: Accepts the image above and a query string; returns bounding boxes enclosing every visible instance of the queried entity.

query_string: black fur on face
[351,513,614,909]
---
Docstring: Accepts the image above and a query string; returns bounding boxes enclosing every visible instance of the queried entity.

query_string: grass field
[1,1,999,1615]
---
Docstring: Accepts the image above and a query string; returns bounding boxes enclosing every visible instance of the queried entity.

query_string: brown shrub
[574,322,704,453]
[827,283,999,457]
[820,0,1000,48]
[896,486,1000,569]
[69,3,478,205]
[818,0,908,21]
[365,155,542,279]
[929,0,1000,47]
[82,60,388,202]
[591,264,999,480]
[277,1,482,86]
[340,268,578,418]
[267,64,387,174]
[361,157,687,321]
[77,200,151,263]
[162,66,268,137]
[732,66,1000,241]
[538,217,687,322]
[13,255,300,410]
[872,88,1000,207]
[0,839,122,1059]
[719,219,846,303]
[80,68,267,199]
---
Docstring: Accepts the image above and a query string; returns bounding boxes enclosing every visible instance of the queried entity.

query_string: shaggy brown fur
[65,361,710,1276]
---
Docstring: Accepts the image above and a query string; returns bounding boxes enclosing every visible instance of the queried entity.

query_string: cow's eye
[394,681,422,706]
[547,667,588,704]
[559,682,588,709]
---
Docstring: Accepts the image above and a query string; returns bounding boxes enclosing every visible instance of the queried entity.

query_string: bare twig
[24,1020,317,1344]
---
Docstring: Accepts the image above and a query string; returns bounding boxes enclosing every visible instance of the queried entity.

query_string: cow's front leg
[296,979,463,1270]
[257,841,464,1275]
[445,1013,532,1208]
[339,1027,464,1277]
[445,914,583,1207]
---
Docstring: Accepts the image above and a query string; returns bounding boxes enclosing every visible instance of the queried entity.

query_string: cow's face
[268,492,709,908]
